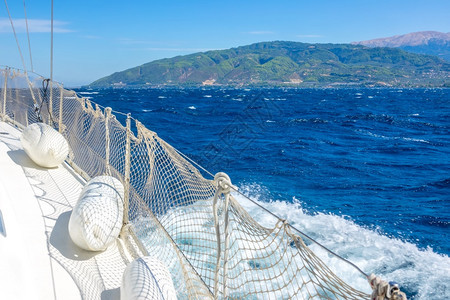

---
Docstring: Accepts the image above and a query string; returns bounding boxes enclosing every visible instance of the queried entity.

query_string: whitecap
[356,129,430,143]
[188,106,196,110]
[78,91,99,95]
[402,137,430,144]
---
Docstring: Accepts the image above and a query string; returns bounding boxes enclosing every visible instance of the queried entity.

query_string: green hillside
[89,41,450,87]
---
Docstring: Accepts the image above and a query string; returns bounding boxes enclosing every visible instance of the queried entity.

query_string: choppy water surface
[76,87,450,299]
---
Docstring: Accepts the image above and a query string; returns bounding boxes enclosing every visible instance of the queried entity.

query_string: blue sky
[1,0,449,86]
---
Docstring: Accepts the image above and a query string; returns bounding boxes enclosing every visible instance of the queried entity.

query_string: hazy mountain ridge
[353,31,450,61]
[89,41,450,88]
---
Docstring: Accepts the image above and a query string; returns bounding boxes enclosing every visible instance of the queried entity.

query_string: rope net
[0,68,370,299]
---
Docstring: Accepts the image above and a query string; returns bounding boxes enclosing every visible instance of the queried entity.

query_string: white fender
[68,176,124,251]
[20,122,69,168]
[121,256,177,300]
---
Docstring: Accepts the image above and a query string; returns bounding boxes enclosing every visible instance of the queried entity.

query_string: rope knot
[214,172,236,194]
[368,274,407,300]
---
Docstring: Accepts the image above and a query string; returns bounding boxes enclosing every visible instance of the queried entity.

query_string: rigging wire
[4,0,28,73]
[37,78,56,126]
[3,0,37,107]
[49,0,54,108]
[50,0,54,82]
[23,0,33,72]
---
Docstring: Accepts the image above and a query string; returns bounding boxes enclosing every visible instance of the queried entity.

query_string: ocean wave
[78,91,99,95]
[151,107,178,114]
[412,215,450,228]
[290,118,329,124]
[429,178,450,189]
[236,184,450,299]
[355,129,430,144]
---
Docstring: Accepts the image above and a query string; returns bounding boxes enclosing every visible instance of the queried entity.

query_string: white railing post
[48,81,53,125]
[105,107,112,176]
[2,69,8,121]
[123,113,132,225]
[58,85,64,133]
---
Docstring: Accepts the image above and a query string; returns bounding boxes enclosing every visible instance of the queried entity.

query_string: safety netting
[0,67,371,299]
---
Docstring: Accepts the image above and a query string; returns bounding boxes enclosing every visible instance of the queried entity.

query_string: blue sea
[75,87,450,299]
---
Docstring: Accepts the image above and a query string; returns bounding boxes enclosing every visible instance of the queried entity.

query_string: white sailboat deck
[0,121,126,300]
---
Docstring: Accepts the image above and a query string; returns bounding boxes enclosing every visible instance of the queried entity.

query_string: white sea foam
[137,184,449,299]
[356,129,430,144]
[204,95,212,98]
[188,106,196,110]
[263,97,286,101]
[78,91,99,95]
[234,185,450,299]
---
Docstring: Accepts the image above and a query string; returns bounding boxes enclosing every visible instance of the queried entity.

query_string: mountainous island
[89,40,450,88]
[353,31,450,62]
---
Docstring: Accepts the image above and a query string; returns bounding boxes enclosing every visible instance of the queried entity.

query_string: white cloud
[296,34,323,38]
[0,18,72,33]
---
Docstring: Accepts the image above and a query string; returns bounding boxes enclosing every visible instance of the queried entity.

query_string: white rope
[369,274,408,300]
[105,107,112,176]
[23,0,33,72]
[212,172,234,299]
[222,191,230,298]
[212,182,222,299]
